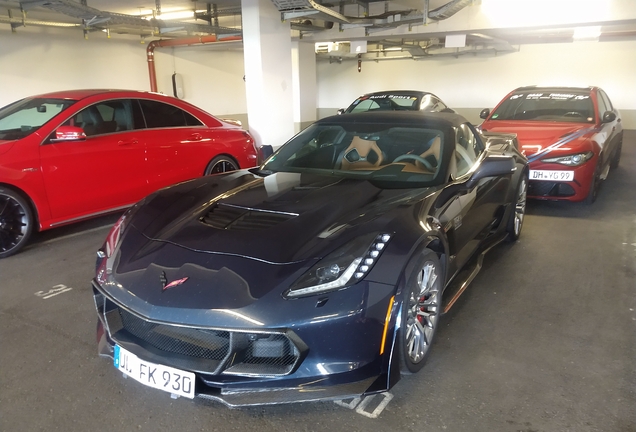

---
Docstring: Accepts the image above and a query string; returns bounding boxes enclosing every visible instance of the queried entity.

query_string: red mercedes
[0,89,259,258]
[479,86,623,204]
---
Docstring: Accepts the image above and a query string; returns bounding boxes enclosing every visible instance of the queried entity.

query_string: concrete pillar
[241,0,295,149]
[292,41,317,133]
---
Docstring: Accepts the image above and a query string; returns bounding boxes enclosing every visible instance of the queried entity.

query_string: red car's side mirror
[51,126,86,142]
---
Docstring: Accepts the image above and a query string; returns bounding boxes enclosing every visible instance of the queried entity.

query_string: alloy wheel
[513,177,527,237]
[404,261,441,363]
[0,192,31,256]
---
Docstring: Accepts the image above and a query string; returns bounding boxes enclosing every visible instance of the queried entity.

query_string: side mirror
[259,145,274,163]
[479,108,491,119]
[602,111,616,123]
[465,155,515,189]
[337,109,345,115]
[51,126,86,142]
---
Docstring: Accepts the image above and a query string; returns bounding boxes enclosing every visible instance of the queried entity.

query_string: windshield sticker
[492,114,499,118]
[524,93,589,101]
[368,95,416,100]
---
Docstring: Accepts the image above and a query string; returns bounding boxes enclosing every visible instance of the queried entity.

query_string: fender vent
[200,204,297,230]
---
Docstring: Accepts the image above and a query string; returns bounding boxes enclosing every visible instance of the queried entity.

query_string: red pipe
[146,35,242,92]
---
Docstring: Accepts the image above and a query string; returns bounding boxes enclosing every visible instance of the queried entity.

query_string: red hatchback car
[0,89,259,258]
[479,86,623,204]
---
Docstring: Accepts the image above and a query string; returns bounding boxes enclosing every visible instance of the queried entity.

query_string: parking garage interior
[0,0,635,431]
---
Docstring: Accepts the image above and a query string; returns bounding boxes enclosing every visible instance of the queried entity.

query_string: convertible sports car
[338,90,455,115]
[93,111,528,407]
[479,86,623,203]
[0,89,258,258]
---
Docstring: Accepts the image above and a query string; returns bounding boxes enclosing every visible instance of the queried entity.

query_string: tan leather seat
[416,135,441,171]
[340,136,384,170]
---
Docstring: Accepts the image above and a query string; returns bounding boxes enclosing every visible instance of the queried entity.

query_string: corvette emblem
[160,271,189,291]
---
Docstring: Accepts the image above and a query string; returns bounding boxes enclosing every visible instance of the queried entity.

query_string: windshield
[345,94,420,114]
[490,91,595,123]
[0,98,76,140]
[263,122,449,188]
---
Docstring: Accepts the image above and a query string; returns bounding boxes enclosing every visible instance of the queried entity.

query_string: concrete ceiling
[1,0,635,62]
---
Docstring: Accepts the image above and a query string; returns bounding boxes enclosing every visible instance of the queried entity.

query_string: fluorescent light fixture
[445,34,466,48]
[157,10,195,20]
[573,26,601,41]
[481,0,610,27]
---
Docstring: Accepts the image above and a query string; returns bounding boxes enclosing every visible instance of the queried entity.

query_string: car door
[446,123,510,269]
[137,99,221,192]
[39,99,148,221]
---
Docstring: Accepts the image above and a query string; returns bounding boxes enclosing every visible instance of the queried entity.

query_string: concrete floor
[1,131,634,432]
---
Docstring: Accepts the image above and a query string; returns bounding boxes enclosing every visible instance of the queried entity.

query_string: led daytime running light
[354,233,391,279]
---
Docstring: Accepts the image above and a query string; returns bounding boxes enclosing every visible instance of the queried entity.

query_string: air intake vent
[201,204,297,230]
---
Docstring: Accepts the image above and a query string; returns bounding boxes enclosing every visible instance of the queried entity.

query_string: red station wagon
[0,89,259,258]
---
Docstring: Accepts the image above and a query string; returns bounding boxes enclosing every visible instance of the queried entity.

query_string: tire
[610,141,622,170]
[0,187,34,258]
[204,156,239,175]
[506,172,527,242]
[398,249,443,374]
[585,162,601,205]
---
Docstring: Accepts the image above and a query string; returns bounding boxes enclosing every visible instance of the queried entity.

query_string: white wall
[0,27,148,105]
[0,27,248,123]
[2,27,635,130]
[316,40,636,128]
[154,44,247,119]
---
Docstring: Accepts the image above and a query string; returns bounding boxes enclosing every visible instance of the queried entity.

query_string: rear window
[138,99,203,128]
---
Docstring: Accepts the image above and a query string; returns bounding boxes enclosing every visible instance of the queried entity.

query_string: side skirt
[441,232,507,314]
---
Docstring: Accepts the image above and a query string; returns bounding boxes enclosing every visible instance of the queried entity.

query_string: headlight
[541,151,593,166]
[284,233,392,299]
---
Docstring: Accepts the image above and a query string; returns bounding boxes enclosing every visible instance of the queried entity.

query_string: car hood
[481,121,596,158]
[104,170,429,310]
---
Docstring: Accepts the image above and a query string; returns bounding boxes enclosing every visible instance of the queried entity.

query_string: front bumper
[93,279,398,407]
[527,157,597,202]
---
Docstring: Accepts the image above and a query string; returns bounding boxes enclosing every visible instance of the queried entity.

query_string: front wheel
[610,141,622,170]
[398,249,443,374]
[506,173,527,242]
[585,162,601,205]
[0,187,34,258]
[204,155,239,175]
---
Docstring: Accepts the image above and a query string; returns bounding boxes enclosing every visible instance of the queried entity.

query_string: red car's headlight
[541,151,593,166]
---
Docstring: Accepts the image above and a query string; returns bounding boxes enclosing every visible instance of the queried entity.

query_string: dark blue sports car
[93,111,528,407]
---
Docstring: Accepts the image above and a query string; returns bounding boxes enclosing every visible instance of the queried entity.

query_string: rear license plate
[529,170,574,182]
[114,345,195,399]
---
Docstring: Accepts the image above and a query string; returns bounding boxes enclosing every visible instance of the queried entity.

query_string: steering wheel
[393,154,435,170]
[563,111,583,117]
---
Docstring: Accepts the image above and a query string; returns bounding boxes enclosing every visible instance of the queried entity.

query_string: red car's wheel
[585,162,601,205]
[204,156,239,175]
[0,187,34,258]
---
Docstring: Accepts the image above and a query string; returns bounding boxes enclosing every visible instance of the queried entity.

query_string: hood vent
[201,204,297,231]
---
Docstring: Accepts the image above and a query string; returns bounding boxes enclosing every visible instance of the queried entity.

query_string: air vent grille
[201,204,297,230]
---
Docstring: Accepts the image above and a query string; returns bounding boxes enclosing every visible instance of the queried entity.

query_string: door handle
[118,139,138,146]
[190,134,203,141]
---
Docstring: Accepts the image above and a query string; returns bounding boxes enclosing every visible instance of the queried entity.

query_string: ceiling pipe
[146,34,242,92]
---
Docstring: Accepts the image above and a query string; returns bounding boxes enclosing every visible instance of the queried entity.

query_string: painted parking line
[334,392,394,418]
[34,284,73,299]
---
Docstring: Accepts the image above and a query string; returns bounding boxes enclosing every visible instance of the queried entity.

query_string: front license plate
[114,345,195,399]
[529,170,574,182]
